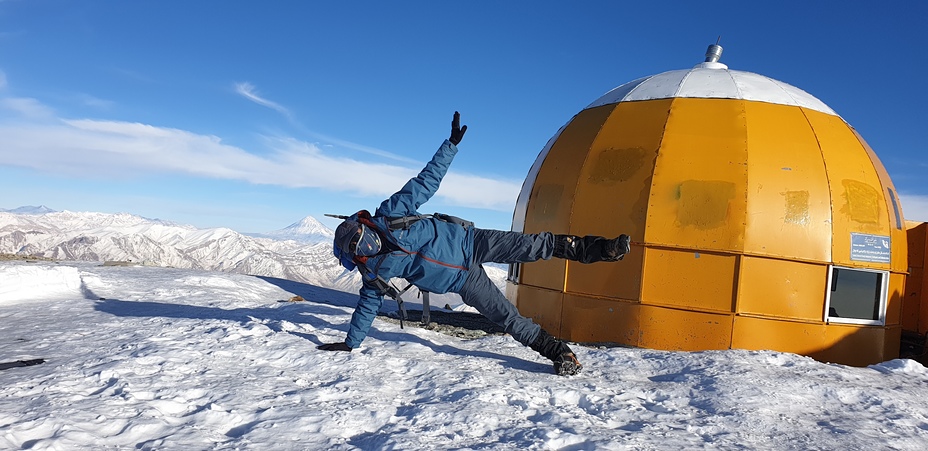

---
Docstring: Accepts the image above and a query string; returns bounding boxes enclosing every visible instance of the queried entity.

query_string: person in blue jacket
[318,112,630,376]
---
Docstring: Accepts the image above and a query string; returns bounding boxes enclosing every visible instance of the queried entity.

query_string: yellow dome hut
[507,44,909,366]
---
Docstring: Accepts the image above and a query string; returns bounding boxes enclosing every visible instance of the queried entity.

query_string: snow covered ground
[2,262,928,450]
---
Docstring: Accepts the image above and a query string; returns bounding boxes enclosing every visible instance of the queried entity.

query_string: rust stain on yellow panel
[571,99,670,241]
[732,316,826,355]
[742,102,831,262]
[804,109,890,266]
[520,106,616,292]
[560,294,639,345]
[588,147,649,184]
[783,191,811,225]
[851,129,906,226]
[514,285,564,336]
[638,305,732,351]
[676,180,736,229]
[817,324,888,366]
[646,98,747,252]
[641,248,736,313]
[524,105,615,235]
[737,257,827,321]
[855,129,908,273]
[840,179,881,225]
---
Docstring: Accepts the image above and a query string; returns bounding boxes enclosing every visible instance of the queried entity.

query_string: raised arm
[375,112,467,217]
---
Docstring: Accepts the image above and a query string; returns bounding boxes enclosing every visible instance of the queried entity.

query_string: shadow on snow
[92,275,548,374]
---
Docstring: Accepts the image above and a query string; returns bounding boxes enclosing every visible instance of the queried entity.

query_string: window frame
[823,265,889,326]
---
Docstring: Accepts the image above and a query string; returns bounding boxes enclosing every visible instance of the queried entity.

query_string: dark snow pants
[457,228,555,346]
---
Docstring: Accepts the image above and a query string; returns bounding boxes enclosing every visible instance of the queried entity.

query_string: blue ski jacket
[344,139,475,348]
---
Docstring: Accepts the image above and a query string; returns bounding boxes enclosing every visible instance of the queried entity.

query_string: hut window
[824,266,888,326]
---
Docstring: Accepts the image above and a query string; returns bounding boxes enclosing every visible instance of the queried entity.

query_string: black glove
[317,342,352,352]
[449,111,467,145]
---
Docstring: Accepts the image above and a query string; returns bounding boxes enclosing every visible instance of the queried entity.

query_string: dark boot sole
[554,353,583,376]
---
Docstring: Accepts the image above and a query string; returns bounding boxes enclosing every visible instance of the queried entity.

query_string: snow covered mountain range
[0,208,503,304]
[0,205,57,215]
[0,209,359,291]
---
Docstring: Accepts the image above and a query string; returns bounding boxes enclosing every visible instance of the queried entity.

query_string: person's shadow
[92,275,547,373]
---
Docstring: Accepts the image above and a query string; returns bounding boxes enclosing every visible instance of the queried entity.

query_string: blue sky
[1,1,926,233]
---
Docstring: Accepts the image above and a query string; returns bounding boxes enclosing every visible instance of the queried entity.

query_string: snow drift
[0,264,85,304]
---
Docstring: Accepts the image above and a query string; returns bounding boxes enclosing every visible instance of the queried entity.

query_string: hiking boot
[604,234,630,261]
[554,352,583,376]
[554,234,630,264]
[530,329,584,376]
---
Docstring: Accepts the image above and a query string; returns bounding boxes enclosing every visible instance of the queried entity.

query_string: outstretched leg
[458,263,583,376]
[458,264,541,346]
[471,229,555,265]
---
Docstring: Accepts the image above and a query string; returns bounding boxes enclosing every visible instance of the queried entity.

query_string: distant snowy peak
[284,216,334,237]
[256,216,334,244]
[1,205,57,215]
[36,211,188,231]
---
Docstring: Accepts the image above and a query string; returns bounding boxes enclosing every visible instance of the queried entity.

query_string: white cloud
[233,81,426,165]
[304,130,422,166]
[0,97,55,119]
[0,84,519,212]
[234,82,291,118]
[0,117,520,212]
[900,193,928,223]
[76,93,115,109]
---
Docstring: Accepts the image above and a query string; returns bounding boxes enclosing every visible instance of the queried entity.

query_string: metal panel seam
[621,72,661,101]
[642,98,675,248]
[724,68,742,99]
[638,99,675,303]
[730,254,744,348]
[567,109,613,234]
[674,69,696,98]
[736,312,826,325]
[798,107,836,262]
